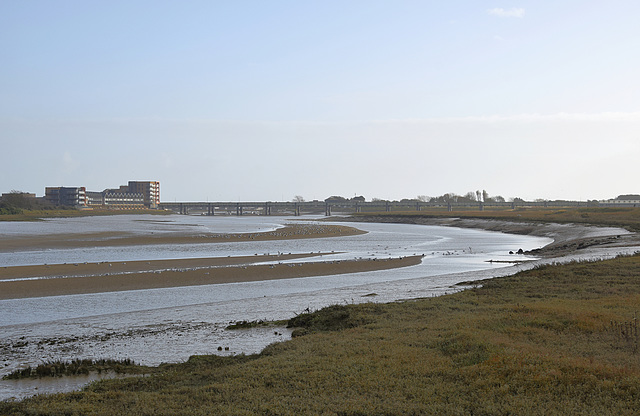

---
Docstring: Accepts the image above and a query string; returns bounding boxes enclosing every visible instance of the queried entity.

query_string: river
[1,214,551,400]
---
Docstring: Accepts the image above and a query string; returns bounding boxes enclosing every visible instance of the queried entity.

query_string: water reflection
[0,372,136,401]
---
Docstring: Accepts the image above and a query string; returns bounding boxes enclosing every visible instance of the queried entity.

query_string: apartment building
[45,181,159,209]
[45,187,87,207]
[127,181,160,208]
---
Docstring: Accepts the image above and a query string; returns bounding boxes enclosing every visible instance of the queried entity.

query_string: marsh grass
[356,206,640,232]
[3,255,640,414]
[225,320,287,330]
[3,359,150,380]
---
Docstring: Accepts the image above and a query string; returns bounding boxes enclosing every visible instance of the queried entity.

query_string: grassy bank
[2,254,640,414]
[353,206,640,232]
[0,208,170,221]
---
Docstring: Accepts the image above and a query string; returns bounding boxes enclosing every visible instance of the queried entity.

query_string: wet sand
[0,224,365,252]
[0,253,331,281]
[0,222,427,300]
[0,255,422,300]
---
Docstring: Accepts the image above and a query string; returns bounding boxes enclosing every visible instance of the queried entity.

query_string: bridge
[157,200,596,216]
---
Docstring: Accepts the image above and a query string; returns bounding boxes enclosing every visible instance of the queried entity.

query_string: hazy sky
[2,1,639,202]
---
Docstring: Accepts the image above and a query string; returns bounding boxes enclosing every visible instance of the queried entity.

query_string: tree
[462,192,477,202]
[325,196,347,202]
[442,193,459,203]
[2,190,34,209]
[416,195,430,202]
[292,195,305,203]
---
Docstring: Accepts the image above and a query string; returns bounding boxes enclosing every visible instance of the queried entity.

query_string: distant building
[85,191,105,207]
[45,181,160,209]
[600,199,640,207]
[126,181,160,208]
[103,191,145,208]
[45,187,87,207]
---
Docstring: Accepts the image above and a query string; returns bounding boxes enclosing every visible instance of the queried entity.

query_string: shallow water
[0,214,553,400]
[0,372,136,401]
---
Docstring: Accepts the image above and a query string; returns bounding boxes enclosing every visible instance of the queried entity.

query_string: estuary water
[1,214,551,400]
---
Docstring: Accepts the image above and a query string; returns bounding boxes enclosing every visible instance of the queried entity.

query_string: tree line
[0,190,58,215]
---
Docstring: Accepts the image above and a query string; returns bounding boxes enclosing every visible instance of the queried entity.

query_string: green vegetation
[3,254,640,414]
[3,359,150,380]
[0,191,38,216]
[287,303,381,337]
[355,206,640,232]
[225,320,287,330]
[0,208,169,221]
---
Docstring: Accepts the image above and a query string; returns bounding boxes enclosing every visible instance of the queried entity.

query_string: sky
[1,1,639,202]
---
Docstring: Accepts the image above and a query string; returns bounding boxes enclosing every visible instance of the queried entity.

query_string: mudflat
[0,222,425,299]
[0,255,422,300]
[0,224,366,252]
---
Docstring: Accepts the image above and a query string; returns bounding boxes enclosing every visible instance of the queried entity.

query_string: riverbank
[4,211,639,411]
[3,251,639,414]
[341,213,640,257]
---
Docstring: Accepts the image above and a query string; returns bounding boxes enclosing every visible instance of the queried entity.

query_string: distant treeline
[0,190,59,215]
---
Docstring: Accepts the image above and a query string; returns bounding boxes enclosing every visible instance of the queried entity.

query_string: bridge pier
[207,203,214,216]
[355,203,361,213]
[416,202,421,211]
[447,203,452,212]
[294,203,300,216]
[385,201,390,212]
[325,203,331,216]
[479,202,484,211]
[236,203,243,216]
[264,202,271,215]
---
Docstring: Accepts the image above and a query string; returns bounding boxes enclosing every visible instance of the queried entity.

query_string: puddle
[0,372,134,401]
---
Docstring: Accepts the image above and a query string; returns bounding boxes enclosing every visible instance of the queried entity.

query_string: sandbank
[0,224,366,252]
[0,255,422,300]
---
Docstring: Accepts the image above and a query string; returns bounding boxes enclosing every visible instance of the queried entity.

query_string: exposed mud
[340,215,640,257]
